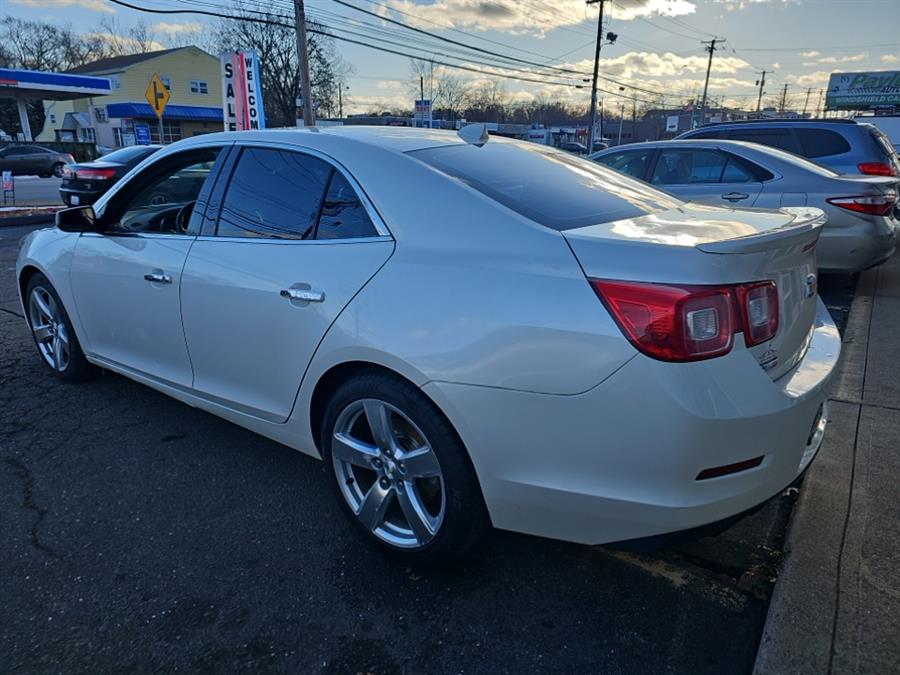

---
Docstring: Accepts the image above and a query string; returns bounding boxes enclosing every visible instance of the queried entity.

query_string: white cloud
[785,70,830,89]
[153,21,203,34]
[86,32,166,52]
[10,0,114,13]
[800,50,820,58]
[384,0,697,35]
[817,53,868,64]
[881,54,898,63]
[376,79,404,91]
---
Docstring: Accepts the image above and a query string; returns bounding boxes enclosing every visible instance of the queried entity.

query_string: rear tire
[24,273,99,382]
[321,370,488,565]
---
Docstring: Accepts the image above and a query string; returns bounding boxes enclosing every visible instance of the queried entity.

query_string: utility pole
[755,70,767,115]
[631,94,637,142]
[420,75,424,102]
[697,38,723,128]
[779,83,789,113]
[802,87,813,117]
[293,0,315,126]
[617,101,625,146]
[586,0,606,152]
[816,88,825,118]
[338,85,343,120]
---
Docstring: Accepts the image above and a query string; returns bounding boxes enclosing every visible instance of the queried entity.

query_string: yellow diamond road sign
[145,73,170,119]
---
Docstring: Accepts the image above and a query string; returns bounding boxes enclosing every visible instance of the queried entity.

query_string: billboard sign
[665,115,679,133]
[826,71,900,110]
[221,50,266,131]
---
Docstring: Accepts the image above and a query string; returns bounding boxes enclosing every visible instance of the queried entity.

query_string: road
[0,221,855,674]
[2,177,63,207]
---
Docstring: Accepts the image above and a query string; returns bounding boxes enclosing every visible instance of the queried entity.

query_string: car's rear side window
[410,142,681,231]
[217,147,331,240]
[795,129,852,158]
[726,128,802,154]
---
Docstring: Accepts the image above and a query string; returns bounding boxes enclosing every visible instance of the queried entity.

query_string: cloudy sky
[6,0,900,115]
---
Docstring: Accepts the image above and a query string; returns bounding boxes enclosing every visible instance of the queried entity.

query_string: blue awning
[106,102,223,121]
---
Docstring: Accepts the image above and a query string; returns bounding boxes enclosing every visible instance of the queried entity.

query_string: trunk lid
[563,203,826,380]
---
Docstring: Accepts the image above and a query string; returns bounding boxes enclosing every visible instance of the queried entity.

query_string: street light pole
[586,0,606,153]
[293,0,315,126]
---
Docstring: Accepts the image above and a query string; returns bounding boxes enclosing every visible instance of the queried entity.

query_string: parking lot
[0,220,856,674]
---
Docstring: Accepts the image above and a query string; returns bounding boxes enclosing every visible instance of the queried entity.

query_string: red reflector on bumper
[696,456,764,481]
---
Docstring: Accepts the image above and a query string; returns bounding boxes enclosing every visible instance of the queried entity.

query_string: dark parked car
[60,145,161,206]
[559,141,588,154]
[677,119,900,177]
[0,144,74,178]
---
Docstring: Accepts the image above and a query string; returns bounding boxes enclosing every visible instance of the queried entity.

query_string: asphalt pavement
[0,221,857,674]
[1,177,63,208]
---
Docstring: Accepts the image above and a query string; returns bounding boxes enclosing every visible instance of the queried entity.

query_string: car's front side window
[103,147,221,235]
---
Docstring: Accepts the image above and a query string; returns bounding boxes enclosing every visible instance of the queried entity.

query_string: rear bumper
[818,217,897,272]
[59,187,104,206]
[424,300,840,546]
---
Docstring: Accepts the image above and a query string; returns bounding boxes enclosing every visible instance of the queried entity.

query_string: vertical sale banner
[220,50,266,131]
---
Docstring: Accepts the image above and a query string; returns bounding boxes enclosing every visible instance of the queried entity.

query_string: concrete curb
[0,213,58,228]
[753,261,892,674]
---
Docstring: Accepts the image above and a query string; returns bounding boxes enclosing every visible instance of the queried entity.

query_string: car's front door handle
[280,288,325,303]
[144,272,172,284]
[722,192,750,202]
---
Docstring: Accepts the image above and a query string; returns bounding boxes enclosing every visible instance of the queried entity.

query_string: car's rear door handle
[722,192,750,202]
[281,287,325,303]
[144,272,172,284]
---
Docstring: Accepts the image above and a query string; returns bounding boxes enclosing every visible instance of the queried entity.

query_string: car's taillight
[735,281,779,347]
[75,168,116,181]
[826,193,897,217]
[857,162,897,177]
[589,279,779,362]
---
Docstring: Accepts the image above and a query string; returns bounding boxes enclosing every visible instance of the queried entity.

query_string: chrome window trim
[193,234,393,245]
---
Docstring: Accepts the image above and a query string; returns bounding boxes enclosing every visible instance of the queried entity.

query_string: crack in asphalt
[0,306,24,319]
[3,456,61,559]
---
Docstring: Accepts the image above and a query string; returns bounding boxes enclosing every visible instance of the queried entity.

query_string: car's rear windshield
[100,146,157,163]
[409,141,681,231]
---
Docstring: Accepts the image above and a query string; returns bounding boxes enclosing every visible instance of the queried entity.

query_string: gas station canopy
[0,67,111,140]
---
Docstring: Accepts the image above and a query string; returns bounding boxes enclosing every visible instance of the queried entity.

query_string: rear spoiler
[696,207,826,254]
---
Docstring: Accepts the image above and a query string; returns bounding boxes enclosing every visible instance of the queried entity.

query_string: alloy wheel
[28,286,70,372]
[332,398,446,549]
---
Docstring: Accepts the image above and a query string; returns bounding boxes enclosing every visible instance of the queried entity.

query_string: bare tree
[213,2,349,125]
[433,73,468,121]
[408,58,436,101]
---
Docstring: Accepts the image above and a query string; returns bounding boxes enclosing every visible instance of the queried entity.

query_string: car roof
[686,119,858,132]
[592,139,772,153]
[172,126,469,155]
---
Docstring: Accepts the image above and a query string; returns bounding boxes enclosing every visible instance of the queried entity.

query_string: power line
[106,0,586,87]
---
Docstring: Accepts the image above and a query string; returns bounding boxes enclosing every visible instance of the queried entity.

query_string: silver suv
[677,119,900,177]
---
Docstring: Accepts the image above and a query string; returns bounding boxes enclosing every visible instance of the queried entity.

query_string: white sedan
[17,127,840,564]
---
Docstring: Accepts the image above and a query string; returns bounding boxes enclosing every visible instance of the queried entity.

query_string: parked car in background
[559,140,588,154]
[591,139,898,273]
[677,119,900,178]
[18,127,839,564]
[60,145,162,206]
[591,139,610,152]
[0,129,13,142]
[0,144,74,178]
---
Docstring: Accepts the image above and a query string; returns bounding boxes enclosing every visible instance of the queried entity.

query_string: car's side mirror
[56,205,99,233]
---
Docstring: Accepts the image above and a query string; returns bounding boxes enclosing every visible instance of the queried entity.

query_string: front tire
[25,273,98,382]
[52,163,65,178]
[321,371,488,565]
